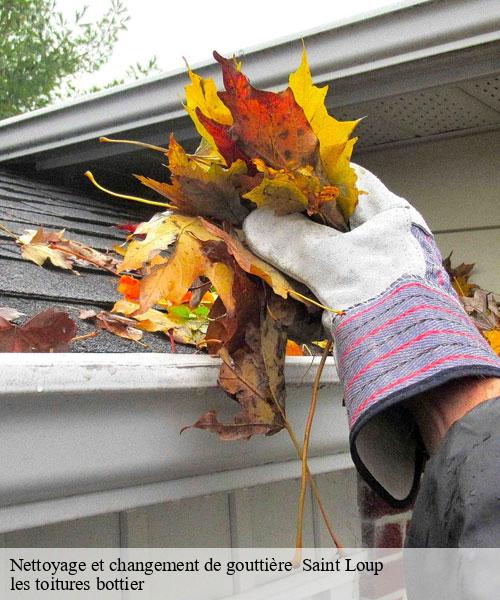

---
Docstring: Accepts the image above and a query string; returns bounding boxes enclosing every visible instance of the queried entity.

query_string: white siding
[313,470,362,548]
[0,470,359,550]
[121,494,232,548]
[1,513,120,548]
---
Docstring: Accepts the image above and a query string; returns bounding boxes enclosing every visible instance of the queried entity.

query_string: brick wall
[357,475,412,599]
[357,475,413,548]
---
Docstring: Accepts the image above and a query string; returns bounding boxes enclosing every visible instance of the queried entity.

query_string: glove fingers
[350,163,410,228]
[243,208,341,289]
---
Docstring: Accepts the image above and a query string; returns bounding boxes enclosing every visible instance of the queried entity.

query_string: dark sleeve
[406,395,500,548]
[454,410,500,547]
[405,397,500,599]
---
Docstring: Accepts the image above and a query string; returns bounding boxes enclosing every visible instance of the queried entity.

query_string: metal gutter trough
[0,354,349,533]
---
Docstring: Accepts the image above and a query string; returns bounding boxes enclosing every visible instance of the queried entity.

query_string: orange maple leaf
[197,51,318,171]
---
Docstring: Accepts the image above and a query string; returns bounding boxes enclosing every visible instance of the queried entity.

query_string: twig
[295,340,338,559]
[71,331,98,342]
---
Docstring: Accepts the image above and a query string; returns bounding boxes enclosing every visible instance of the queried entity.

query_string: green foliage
[0,0,158,119]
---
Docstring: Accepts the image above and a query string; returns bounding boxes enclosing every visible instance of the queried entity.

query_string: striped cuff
[333,276,500,505]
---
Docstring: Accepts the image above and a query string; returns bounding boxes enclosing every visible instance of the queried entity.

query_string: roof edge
[1,0,500,163]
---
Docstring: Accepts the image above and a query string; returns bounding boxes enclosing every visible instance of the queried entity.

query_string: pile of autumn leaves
[0,49,361,441]
[99,50,361,439]
[3,50,499,440]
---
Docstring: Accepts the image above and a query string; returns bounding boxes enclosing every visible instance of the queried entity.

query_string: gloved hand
[243,164,500,506]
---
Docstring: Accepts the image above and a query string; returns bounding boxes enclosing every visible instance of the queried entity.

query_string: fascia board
[0,354,348,532]
[0,0,500,163]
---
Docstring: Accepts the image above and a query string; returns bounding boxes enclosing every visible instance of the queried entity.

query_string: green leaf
[169,305,191,320]
[193,305,210,318]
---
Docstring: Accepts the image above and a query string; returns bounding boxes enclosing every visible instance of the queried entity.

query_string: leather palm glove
[243,164,500,506]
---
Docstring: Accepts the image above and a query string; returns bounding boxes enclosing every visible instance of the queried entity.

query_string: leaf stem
[0,222,19,239]
[289,290,345,315]
[99,137,169,154]
[85,171,176,209]
[295,340,341,557]
[453,276,466,297]
[72,331,98,342]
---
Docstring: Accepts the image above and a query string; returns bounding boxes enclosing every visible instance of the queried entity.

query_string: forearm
[405,377,500,454]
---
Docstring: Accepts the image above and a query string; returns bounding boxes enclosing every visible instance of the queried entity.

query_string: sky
[56,0,413,91]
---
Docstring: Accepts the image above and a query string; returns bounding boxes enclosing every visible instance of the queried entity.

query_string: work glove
[243,164,500,506]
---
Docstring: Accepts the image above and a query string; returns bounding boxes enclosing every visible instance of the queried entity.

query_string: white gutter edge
[0,353,340,398]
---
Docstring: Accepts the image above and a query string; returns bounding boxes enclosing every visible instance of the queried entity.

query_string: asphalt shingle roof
[0,170,196,353]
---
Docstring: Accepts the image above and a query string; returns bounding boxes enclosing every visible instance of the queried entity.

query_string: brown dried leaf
[260,294,295,407]
[442,252,477,297]
[80,309,143,342]
[136,135,250,224]
[60,239,119,272]
[184,291,293,440]
[180,409,270,440]
[0,309,77,352]
[462,289,500,330]
[19,228,119,273]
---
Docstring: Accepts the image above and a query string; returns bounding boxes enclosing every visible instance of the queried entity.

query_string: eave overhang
[0,0,500,169]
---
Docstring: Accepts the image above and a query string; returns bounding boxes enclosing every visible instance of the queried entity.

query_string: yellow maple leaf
[289,48,361,218]
[138,217,236,313]
[243,159,343,223]
[19,228,74,270]
[184,67,233,158]
[484,329,500,355]
[21,242,74,270]
[118,214,179,272]
[243,169,311,214]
